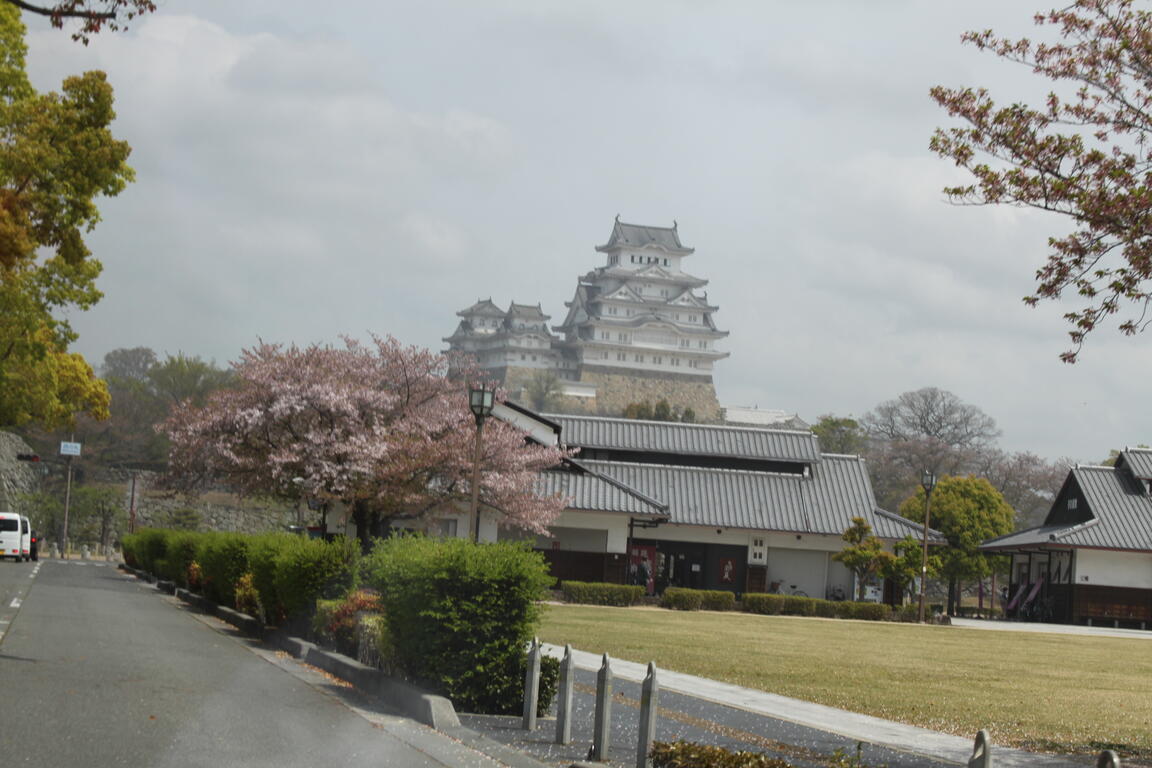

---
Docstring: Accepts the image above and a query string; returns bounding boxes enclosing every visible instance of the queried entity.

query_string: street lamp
[468,383,495,542]
[917,469,937,624]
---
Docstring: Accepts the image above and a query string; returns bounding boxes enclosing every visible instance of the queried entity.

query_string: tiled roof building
[982,447,1152,626]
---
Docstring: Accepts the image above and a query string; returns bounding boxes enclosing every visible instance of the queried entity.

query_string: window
[600,331,609,340]
[617,352,626,361]
[1067,498,1078,510]
[689,314,698,322]
[698,340,707,349]
[608,306,617,315]
[635,354,644,363]
[664,258,669,266]
[671,357,680,366]
[680,339,689,348]
[653,356,663,365]
[617,332,629,342]
[689,360,698,368]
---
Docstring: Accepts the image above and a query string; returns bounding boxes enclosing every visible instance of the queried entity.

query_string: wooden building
[981,448,1152,628]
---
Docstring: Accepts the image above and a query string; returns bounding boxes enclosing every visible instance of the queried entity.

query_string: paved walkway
[538,644,1090,768]
[950,617,1152,640]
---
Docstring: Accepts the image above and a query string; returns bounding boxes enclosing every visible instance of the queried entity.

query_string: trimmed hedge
[362,536,553,715]
[660,587,703,611]
[560,581,645,606]
[742,593,785,615]
[659,587,736,611]
[197,533,253,606]
[651,741,791,768]
[740,593,896,622]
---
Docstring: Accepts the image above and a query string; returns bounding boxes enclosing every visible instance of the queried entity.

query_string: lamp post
[917,469,937,624]
[468,383,495,542]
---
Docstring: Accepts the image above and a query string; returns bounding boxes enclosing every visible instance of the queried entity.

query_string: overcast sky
[18,1,1152,464]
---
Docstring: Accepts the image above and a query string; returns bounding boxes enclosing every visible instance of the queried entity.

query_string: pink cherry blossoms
[161,335,569,537]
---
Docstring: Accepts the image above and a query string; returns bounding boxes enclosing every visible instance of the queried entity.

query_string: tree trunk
[947,576,958,615]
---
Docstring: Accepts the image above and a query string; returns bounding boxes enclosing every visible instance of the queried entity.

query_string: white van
[0,512,29,562]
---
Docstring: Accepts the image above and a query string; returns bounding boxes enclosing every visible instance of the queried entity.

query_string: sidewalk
[520,644,1087,768]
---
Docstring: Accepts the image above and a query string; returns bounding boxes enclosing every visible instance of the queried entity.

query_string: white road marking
[9,598,21,608]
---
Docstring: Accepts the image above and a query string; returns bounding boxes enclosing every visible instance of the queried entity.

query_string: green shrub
[651,741,791,768]
[893,603,920,623]
[660,587,703,611]
[813,599,839,618]
[247,532,297,622]
[273,535,359,618]
[121,533,140,567]
[161,531,202,587]
[847,602,891,621]
[782,595,816,616]
[741,593,785,615]
[362,536,552,715]
[197,532,252,605]
[134,528,171,575]
[560,581,644,606]
[529,654,560,718]
[698,590,736,611]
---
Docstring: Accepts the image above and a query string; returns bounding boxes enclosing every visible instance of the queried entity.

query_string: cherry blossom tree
[931,0,1152,362]
[161,336,569,543]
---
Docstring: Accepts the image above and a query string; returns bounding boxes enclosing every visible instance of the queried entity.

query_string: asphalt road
[0,559,504,768]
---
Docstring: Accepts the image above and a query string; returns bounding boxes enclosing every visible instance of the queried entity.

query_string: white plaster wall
[1074,549,1152,589]
[544,510,630,553]
[766,548,828,599]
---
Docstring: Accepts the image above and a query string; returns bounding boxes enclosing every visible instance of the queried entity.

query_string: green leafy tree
[623,401,654,420]
[882,534,941,602]
[653,399,672,421]
[899,476,1014,614]
[70,485,122,550]
[832,517,895,601]
[931,0,1152,362]
[147,353,232,408]
[523,370,562,412]
[0,4,131,428]
[680,407,696,424]
[812,414,867,455]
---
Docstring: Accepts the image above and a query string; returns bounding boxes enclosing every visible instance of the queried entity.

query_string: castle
[444,218,729,420]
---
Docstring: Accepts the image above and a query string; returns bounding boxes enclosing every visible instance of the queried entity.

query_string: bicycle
[769,581,808,598]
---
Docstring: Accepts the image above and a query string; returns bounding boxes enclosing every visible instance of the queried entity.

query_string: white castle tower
[445,217,727,419]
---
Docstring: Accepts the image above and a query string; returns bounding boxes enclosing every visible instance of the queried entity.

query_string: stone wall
[559,367,722,421]
[123,472,297,534]
[0,432,43,514]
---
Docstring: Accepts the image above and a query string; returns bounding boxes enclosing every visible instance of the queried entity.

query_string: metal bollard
[555,644,575,745]
[969,730,991,768]
[1097,751,1121,768]
[636,662,658,768]
[590,653,613,761]
[522,637,541,731]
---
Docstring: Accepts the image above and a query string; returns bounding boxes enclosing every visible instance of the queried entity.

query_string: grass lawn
[539,604,1152,760]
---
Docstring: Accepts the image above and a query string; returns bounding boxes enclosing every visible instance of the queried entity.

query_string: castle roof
[507,302,549,321]
[595,217,694,255]
[457,298,505,318]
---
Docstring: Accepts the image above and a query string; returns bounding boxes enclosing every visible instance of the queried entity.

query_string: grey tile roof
[575,455,924,539]
[457,298,505,317]
[548,414,821,464]
[535,465,666,517]
[981,465,1152,552]
[1119,448,1152,481]
[596,218,694,254]
[507,302,549,320]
